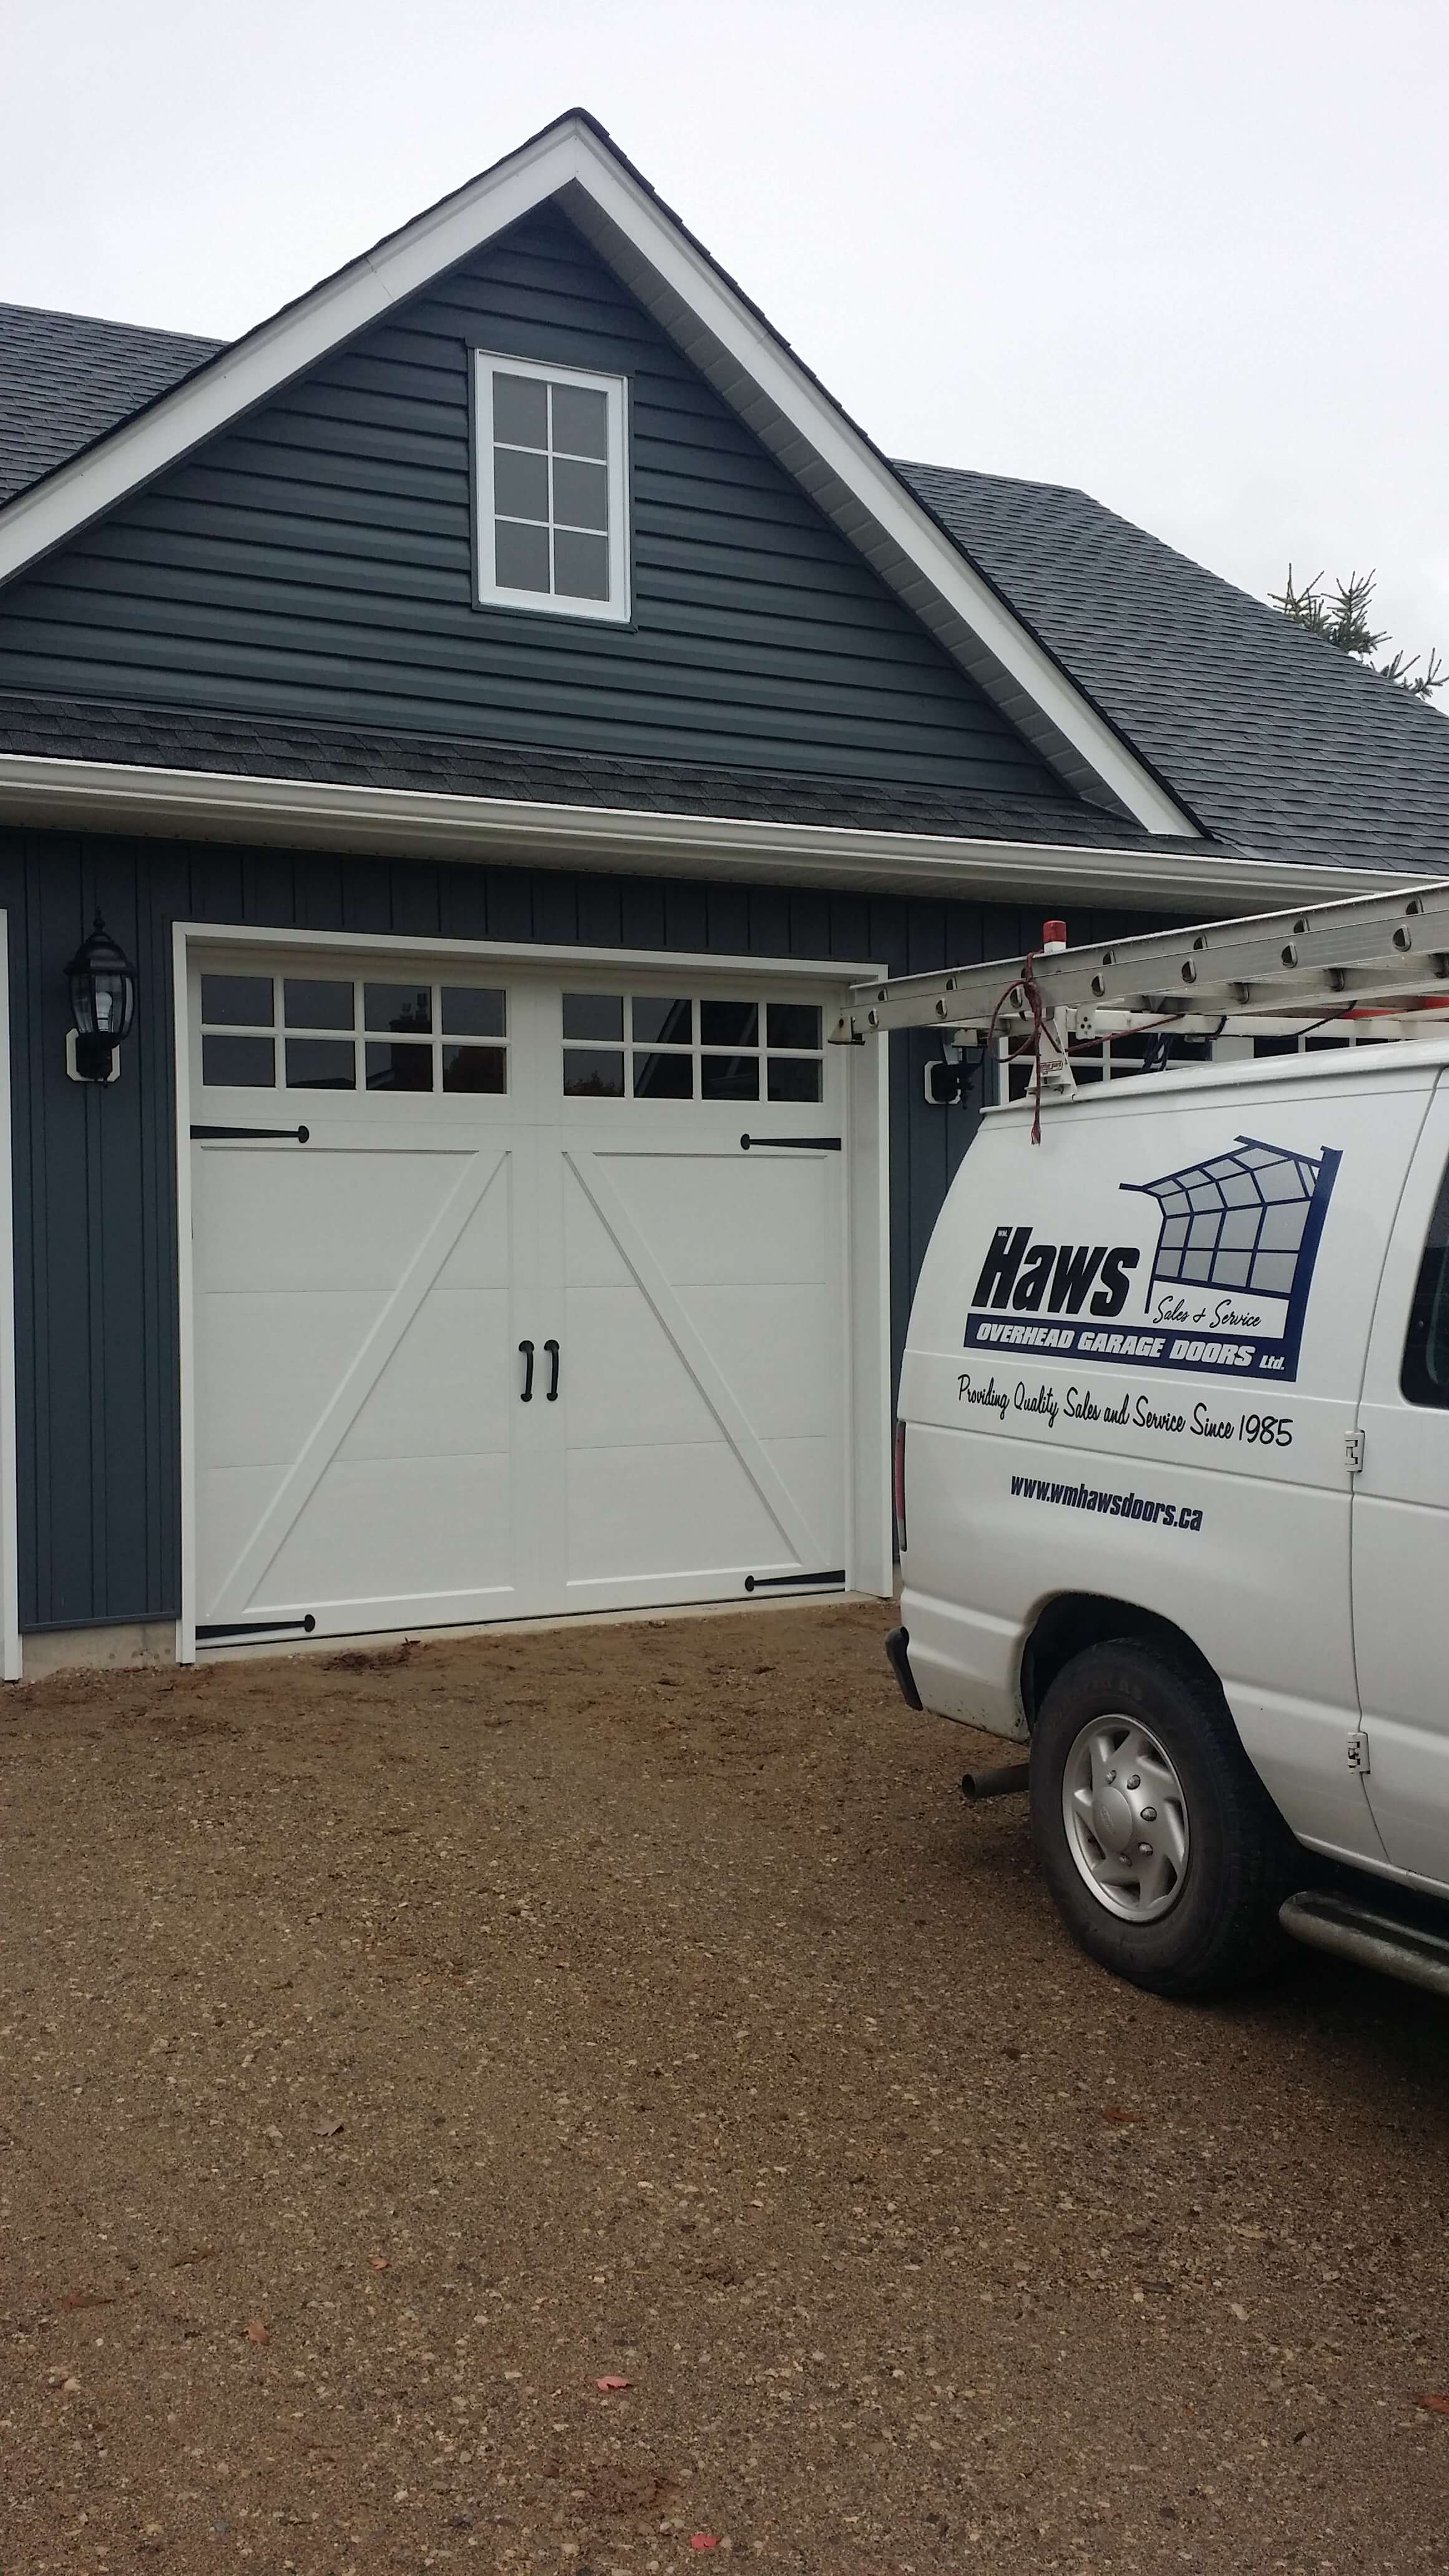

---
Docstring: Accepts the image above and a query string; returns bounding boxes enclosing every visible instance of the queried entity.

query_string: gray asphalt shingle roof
[0,687,1211,852]
[895,459,1449,879]
[1,299,1445,876]
[0,303,221,505]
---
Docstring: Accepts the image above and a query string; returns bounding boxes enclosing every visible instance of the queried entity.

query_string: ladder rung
[844,879,1449,1037]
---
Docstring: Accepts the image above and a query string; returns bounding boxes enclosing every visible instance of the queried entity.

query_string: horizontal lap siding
[0,206,1059,794]
[1,826,1178,1631]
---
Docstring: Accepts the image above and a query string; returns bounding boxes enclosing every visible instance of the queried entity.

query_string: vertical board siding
[0,205,1061,797]
[2,826,1182,1632]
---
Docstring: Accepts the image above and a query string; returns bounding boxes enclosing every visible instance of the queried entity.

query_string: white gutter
[0,751,1407,912]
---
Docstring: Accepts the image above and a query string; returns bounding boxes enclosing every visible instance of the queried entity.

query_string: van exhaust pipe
[960,1759,1031,1803]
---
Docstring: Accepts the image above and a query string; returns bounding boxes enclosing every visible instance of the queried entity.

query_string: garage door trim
[0,912,19,1681]
[172,920,889,1660]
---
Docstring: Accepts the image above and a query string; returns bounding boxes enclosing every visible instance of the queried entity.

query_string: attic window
[474,352,630,622]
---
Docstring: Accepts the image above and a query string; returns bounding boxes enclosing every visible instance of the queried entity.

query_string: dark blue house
[0,109,1442,1674]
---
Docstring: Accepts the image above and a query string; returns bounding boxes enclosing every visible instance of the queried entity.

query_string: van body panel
[899,1061,1437,1859]
[1352,1081,1449,1891]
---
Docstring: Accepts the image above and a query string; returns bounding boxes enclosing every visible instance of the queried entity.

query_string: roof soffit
[0,111,1197,841]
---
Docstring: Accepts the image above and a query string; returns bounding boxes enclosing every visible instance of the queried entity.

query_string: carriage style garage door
[182,941,881,1649]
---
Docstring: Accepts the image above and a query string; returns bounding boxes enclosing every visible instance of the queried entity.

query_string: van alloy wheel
[1061,1716,1189,1921]
[1029,1641,1294,1997]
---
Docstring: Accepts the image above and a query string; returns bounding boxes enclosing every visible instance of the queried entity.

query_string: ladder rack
[833,877,1449,1045]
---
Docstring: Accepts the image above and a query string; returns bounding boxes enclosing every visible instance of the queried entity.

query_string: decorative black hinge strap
[744,1569,847,1592]
[739,1134,841,1151]
[195,1614,318,1640]
[191,1124,311,1142]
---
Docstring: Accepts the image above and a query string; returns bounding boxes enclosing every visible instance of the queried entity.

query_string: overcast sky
[5,0,1447,678]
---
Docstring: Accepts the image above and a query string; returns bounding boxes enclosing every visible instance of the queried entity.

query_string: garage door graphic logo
[963,1134,1340,1382]
[1121,1135,1339,1379]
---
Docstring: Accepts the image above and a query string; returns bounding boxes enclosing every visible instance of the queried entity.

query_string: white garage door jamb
[0,912,20,1681]
[172,919,890,1663]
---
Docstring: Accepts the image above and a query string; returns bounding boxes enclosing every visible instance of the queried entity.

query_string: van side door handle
[544,1337,560,1401]
[519,1339,535,1402]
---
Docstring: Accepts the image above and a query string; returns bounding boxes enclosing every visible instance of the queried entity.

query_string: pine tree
[1272,567,1446,699]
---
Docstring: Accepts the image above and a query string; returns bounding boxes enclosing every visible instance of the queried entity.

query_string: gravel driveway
[3,1601,1448,2574]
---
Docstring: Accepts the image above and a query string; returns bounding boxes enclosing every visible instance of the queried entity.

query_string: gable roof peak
[0,111,1196,839]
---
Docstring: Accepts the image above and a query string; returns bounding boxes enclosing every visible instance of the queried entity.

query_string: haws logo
[964,1135,1342,1383]
[972,1229,1141,1319]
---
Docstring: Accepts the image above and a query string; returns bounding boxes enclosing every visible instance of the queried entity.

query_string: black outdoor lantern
[65,911,137,1083]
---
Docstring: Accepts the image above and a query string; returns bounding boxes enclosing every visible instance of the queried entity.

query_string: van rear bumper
[884,1624,924,1710]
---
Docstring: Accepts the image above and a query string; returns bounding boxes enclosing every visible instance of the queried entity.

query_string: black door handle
[519,1339,534,1402]
[544,1337,560,1401]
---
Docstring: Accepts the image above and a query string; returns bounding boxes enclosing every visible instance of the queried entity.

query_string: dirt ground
[3,1603,1449,2576]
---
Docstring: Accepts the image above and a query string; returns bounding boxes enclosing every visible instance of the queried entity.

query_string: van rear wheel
[1030,1641,1292,1998]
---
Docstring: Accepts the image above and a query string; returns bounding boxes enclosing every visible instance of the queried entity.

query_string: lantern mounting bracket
[66,1028,122,1085]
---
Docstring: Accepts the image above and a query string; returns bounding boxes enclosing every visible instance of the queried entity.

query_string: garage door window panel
[201,972,510,1098]
[701,1053,759,1102]
[200,974,276,1086]
[634,1051,693,1100]
[285,978,354,1032]
[286,1038,356,1090]
[561,988,826,1106]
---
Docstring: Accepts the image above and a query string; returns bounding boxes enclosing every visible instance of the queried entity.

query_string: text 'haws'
[971,1227,1140,1319]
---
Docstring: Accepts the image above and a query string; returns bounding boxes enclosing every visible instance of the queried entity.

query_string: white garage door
[185,951,856,1646]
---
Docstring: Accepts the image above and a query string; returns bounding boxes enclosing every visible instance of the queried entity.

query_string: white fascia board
[560,177,1194,839]
[0,751,1406,915]
[0,122,592,585]
[0,116,1192,839]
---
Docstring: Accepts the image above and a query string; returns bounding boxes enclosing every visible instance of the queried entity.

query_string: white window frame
[473,349,630,624]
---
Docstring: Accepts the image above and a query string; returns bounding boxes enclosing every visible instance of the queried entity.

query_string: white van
[889,1030,1449,1998]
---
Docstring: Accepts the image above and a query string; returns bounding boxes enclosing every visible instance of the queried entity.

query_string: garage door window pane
[564,1048,625,1098]
[766,1002,821,1051]
[285,978,354,1030]
[442,987,505,1038]
[564,994,623,1041]
[633,1050,693,1099]
[632,997,691,1045]
[202,973,272,1027]
[442,1044,507,1094]
[366,1042,434,1092]
[701,1053,759,1101]
[365,983,432,1035]
[202,1033,275,1086]
[701,1000,758,1047]
[286,1038,356,1089]
[767,1056,822,1103]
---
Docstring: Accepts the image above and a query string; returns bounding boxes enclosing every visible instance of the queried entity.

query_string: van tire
[1030,1640,1292,1999]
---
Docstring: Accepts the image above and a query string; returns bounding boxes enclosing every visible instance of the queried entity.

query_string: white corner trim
[172,919,197,1664]
[0,114,1191,837]
[0,749,1409,915]
[0,910,21,1679]
[0,121,590,585]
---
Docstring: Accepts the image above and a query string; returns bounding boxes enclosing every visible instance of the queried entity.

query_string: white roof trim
[0,114,1195,840]
[0,750,1399,912]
